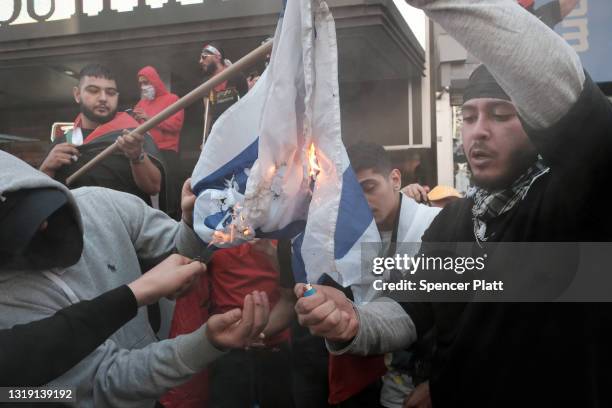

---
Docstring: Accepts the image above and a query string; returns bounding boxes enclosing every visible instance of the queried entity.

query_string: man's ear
[73,86,81,104]
[390,168,402,191]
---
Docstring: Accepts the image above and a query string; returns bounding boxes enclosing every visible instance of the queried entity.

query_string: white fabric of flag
[191,0,380,302]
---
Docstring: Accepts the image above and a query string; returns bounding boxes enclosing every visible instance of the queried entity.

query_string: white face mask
[141,84,155,101]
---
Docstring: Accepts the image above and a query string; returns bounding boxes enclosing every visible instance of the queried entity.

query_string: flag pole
[66,40,273,186]
[202,93,212,145]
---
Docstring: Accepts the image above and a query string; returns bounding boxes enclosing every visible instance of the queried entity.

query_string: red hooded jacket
[134,66,184,152]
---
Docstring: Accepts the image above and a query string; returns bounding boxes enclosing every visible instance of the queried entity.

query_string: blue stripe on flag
[192,139,259,196]
[204,210,231,230]
[334,167,374,259]
[291,233,307,284]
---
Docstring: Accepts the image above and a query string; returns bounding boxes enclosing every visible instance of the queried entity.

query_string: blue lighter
[303,283,317,297]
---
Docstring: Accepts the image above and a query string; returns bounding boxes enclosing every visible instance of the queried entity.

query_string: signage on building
[535,0,612,83]
[0,0,280,43]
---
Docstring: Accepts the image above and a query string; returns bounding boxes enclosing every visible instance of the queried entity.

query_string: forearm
[38,149,56,178]
[326,297,417,356]
[78,325,225,406]
[0,285,137,386]
[175,221,203,259]
[40,169,56,178]
[39,163,56,178]
[413,0,584,128]
[131,155,161,195]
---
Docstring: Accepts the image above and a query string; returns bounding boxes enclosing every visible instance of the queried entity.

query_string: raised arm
[407,0,584,129]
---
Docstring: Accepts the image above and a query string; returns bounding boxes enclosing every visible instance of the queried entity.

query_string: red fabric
[134,66,184,152]
[214,80,228,92]
[517,0,534,8]
[160,241,290,407]
[159,275,210,408]
[328,354,387,404]
[208,242,289,346]
[74,112,140,144]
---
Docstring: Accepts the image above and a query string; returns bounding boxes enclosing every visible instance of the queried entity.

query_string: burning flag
[294,0,380,303]
[191,0,380,301]
[191,0,318,247]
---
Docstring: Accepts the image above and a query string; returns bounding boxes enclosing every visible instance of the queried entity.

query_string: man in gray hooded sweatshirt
[0,150,270,407]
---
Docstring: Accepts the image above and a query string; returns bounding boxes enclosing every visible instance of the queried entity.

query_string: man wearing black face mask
[0,151,272,406]
[0,157,209,387]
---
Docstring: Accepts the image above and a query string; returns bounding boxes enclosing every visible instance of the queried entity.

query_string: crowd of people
[1,0,610,407]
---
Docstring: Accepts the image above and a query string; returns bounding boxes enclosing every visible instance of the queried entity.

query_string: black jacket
[402,75,612,407]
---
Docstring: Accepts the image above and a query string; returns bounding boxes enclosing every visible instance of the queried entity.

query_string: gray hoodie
[0,151,224,407]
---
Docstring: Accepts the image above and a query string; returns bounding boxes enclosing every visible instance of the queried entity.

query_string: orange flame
[308,143,321,178]
[210,204,254,246]
[211,230,232,245]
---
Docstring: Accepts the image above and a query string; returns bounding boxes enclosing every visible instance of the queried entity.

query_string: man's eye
[462,115,476,124]
[493,114,513,122]
[362,184,376,193]
[106,90,118,96]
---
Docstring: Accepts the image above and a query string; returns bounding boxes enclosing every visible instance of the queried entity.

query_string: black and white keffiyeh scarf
[467,159,550,242]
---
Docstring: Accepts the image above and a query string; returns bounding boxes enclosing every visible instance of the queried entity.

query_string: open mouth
[470,149,495,165]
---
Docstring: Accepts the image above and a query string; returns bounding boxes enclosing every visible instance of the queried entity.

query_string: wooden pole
[202,94,211,145]
[67,40,273,186]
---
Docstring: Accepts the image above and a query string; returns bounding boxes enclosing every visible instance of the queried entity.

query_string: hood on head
[0,151,84,271]
[138,66,168,98]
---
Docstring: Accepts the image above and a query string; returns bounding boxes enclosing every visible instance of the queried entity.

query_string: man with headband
[293,0,612,406]
[199,42,248,140]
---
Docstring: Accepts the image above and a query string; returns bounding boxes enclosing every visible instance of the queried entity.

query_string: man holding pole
[40,64,164,206]
[62,41,272,192]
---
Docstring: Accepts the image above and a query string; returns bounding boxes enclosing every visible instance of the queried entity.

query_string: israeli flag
[191,0,380,302]
[191,0,314,248]
[190,68,266,248]
[293,1,380,304]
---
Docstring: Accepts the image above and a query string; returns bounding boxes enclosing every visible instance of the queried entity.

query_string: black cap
[463,65,511,104]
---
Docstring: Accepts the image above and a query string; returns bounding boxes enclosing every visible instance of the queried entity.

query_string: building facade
[0,0,436,184]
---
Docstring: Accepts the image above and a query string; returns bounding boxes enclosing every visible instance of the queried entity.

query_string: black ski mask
[0,188,83,270]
